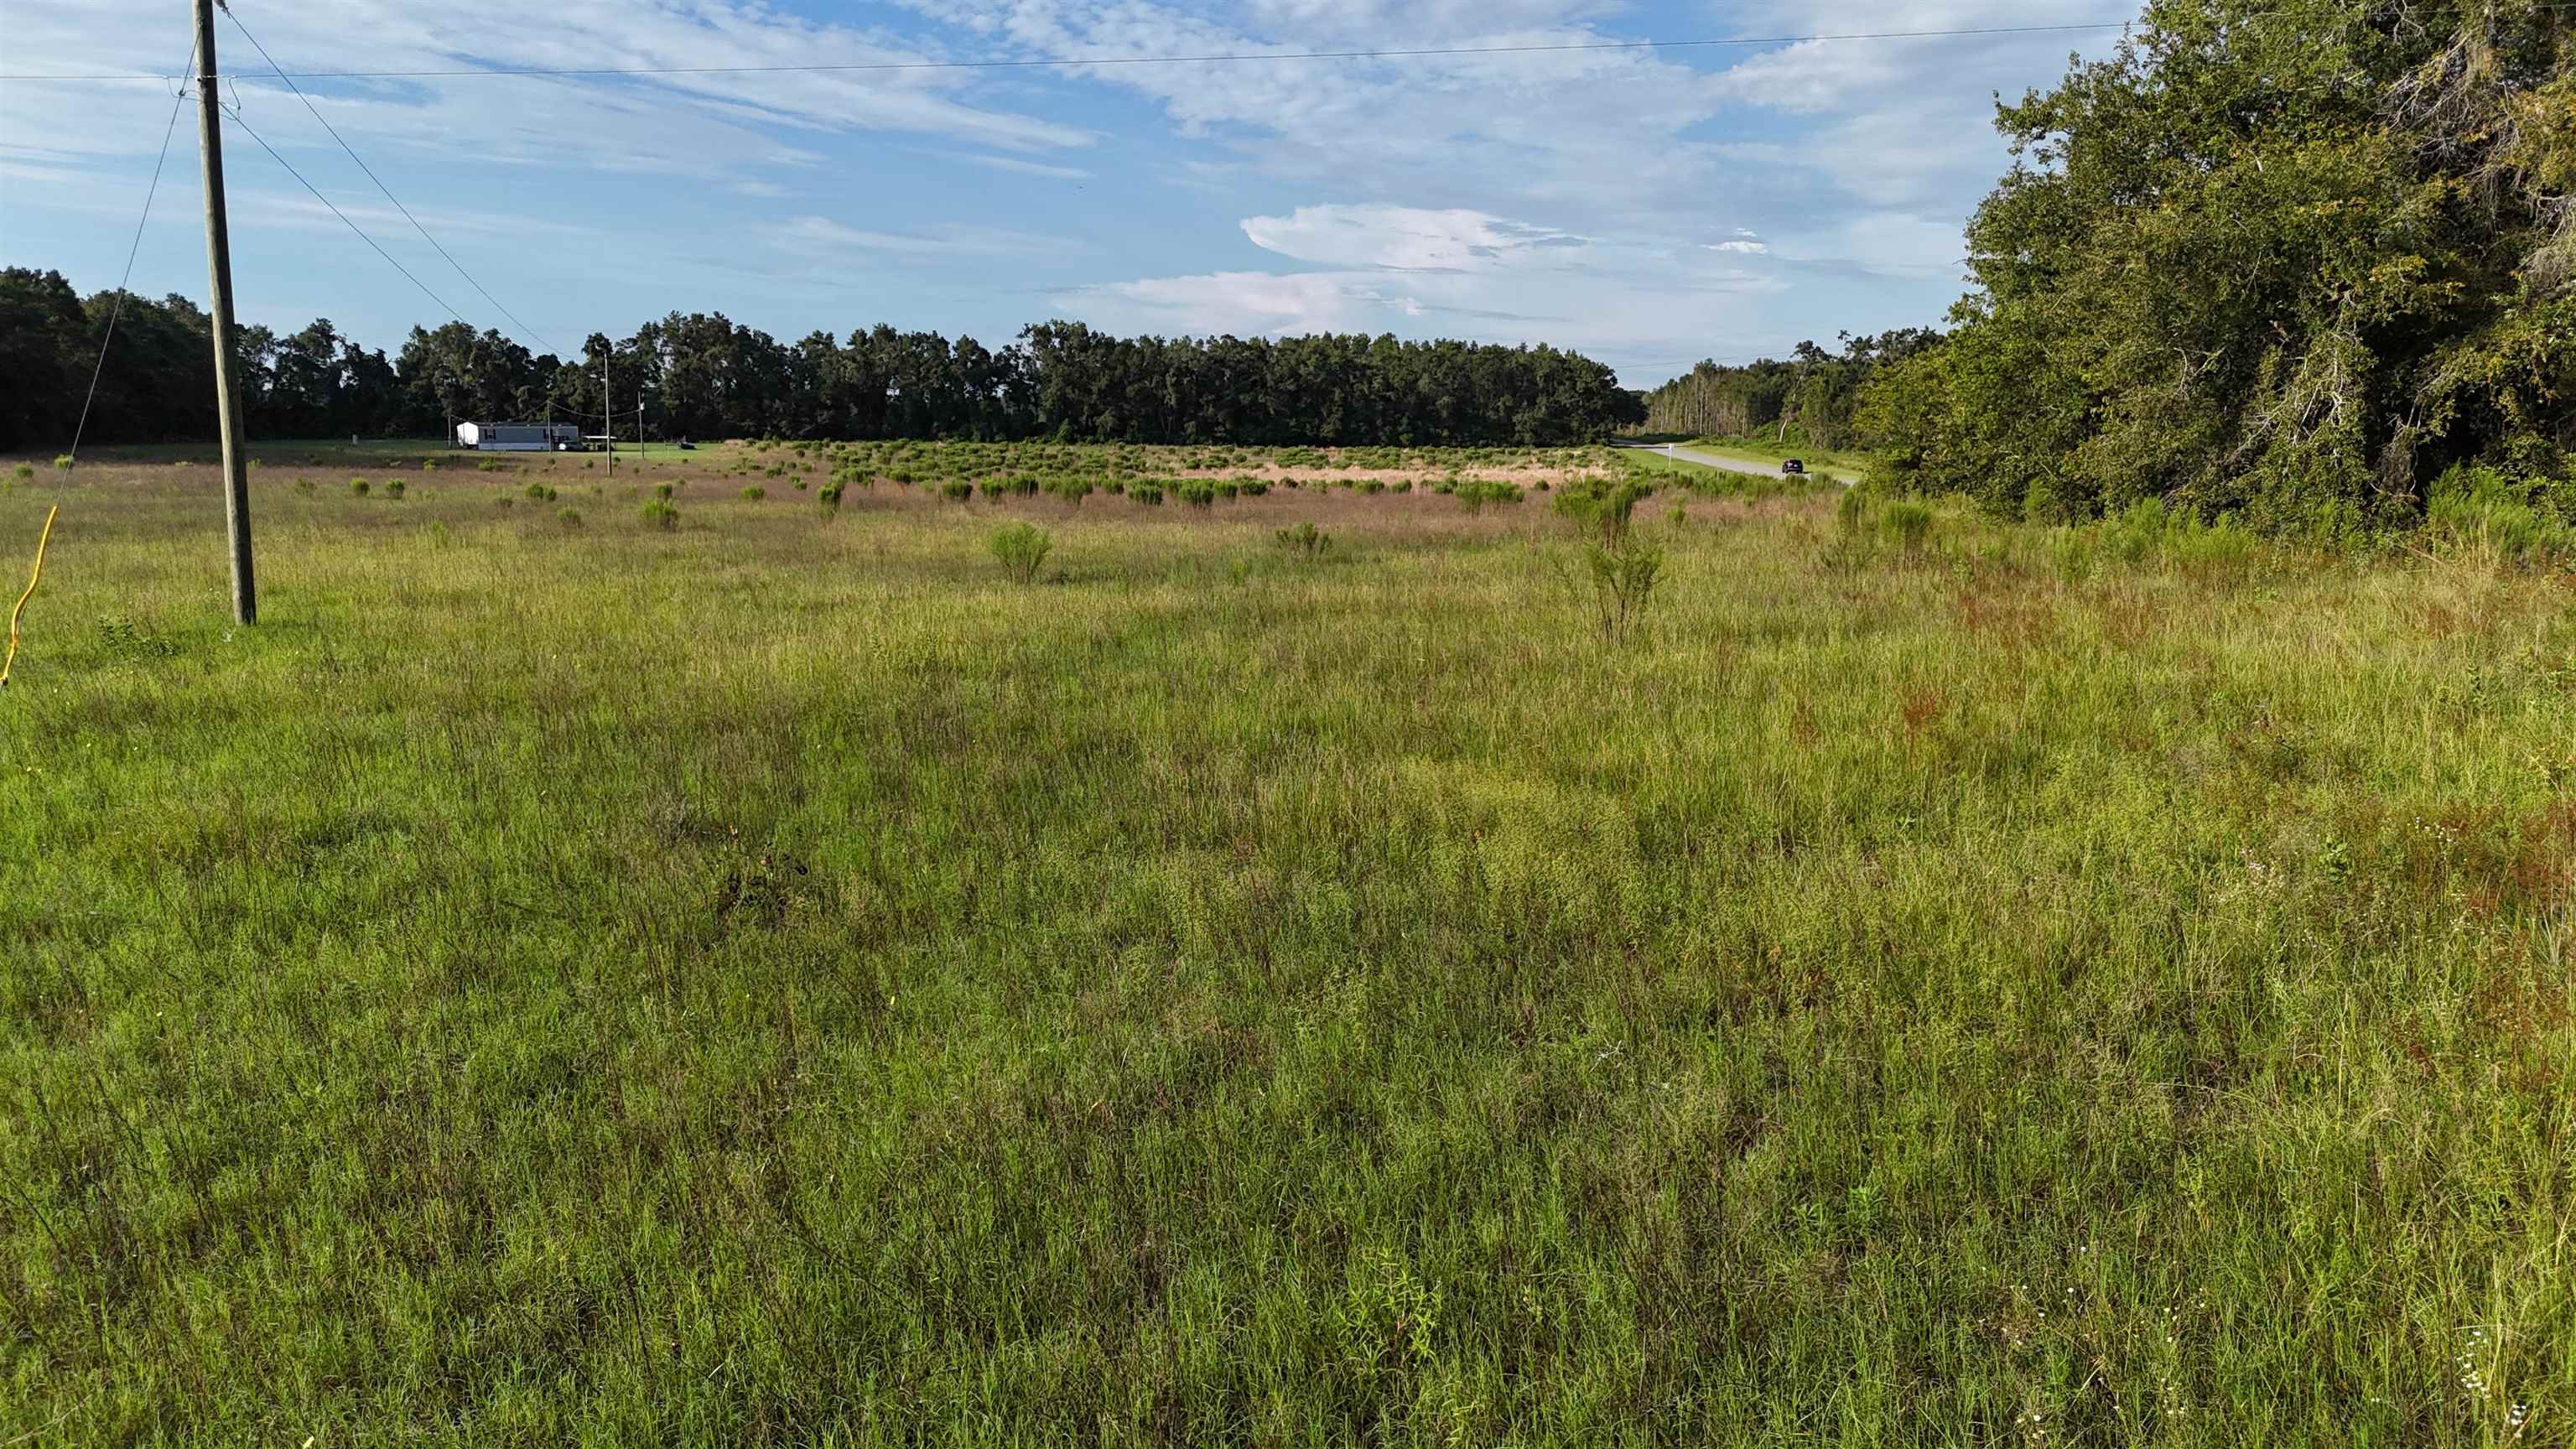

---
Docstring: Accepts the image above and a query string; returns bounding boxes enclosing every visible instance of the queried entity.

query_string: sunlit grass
[3,452,2571,1444]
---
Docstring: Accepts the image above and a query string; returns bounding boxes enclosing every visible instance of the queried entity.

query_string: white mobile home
[455,422,583,452]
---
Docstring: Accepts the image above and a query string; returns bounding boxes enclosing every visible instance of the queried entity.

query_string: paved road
[1611,439,1786,480]
[1610,439,1865,486]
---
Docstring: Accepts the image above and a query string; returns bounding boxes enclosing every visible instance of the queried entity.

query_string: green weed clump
[1881,499,1935,553]
[526,482,558,502]
[940,480,974,503]
[1275,521,1331,559]
[557,507,582,527]
[350,478,371,496]
[638,498,678,530]
[741,486,766,501]
[383,480,406,501]
[1553,479,1649,548]
[51,454,72,470]
[11,463,33,481]
[818,481,845,517]
[2425,464,2575,564]
[988,522,1052,584]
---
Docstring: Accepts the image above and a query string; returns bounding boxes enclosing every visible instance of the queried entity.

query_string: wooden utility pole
[194,0,256,625]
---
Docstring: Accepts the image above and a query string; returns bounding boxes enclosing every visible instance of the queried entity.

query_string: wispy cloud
[766,215,1068,260]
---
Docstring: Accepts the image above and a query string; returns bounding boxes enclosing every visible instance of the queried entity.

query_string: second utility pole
[194,0,256,625]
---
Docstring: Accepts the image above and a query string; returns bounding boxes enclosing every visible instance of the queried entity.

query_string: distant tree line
[0,270,1645,451]
[1637,330,1942,447]
[1860,0,2573,529]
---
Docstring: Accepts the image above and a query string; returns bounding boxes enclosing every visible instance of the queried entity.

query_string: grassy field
[3,443,2573,1445]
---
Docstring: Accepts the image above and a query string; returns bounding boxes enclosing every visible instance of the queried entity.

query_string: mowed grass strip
[3,454,2572,1446]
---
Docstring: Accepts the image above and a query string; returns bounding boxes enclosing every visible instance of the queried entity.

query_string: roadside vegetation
[3,445,2569,1443]
[1644,0,2574,543]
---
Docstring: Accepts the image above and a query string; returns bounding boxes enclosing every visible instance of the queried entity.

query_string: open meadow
[3,441,2573,1445]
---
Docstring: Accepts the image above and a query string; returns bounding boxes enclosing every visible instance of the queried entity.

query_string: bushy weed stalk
[989,522,1052,584]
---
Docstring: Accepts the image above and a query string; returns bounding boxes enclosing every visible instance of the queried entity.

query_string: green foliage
[987,522,1052,584]
[556,507,583,528]
[48,455,70,471]
[1453,478,1523,513]
[818,480,845,517]
[383,479,406,501]
[1552,478,1650,548]
[350,477,370,496]
[10,464,31,481]
[638,498,678,530]
[1274,521,1332,560]
[1583,537,1664,640]
[1639,330,1942,445]
[1866,0,2576,533]
[741,486,766,501]
[2425,463,2576,563]
[1880,500,1935,554]
[939,480,974,503]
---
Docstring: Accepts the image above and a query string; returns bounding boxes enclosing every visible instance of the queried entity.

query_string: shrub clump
[639,499,680,531]
[350,478,371,496]
[989,522,1052,584]
[1275,521,1332,559]
[1880,500,1934,554]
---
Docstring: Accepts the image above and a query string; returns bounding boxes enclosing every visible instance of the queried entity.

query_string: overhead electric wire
[0,23,2143,84]
[221,106,473,329]
[8,7,2572,85]
[220,7,564,358]
[67,39,198,465]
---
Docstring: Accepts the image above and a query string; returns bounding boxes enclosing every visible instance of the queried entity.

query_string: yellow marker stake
[2,505,60,689]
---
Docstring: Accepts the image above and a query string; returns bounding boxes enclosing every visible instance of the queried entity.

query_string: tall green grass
[2,461,2571,1444]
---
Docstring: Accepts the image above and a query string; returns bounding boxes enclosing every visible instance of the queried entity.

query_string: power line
[219,7,565,359]
[220,106,475,330]
[0,23,2142,84]
[68,43,198,465]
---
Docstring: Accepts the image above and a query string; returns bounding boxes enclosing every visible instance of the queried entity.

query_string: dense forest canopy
[1637,330,1942,446]
[0,270,1644,451]
[1865,0,2573,528]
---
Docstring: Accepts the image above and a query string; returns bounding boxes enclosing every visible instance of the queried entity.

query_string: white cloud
[765,215,1066,260]
[1706,240,1769,255]
[1058,199,1803,377]
[1775,211,1965,277]
[946,152,1095,181]
[1242,205,1581,271]
[0,0,1093,188]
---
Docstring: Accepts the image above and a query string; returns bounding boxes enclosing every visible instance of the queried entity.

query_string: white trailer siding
[456,423,580,452]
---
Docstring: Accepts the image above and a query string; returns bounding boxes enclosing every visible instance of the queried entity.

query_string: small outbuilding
[456,422,583,452]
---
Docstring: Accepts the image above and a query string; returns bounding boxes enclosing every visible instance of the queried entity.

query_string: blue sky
[0,1,2137,386]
